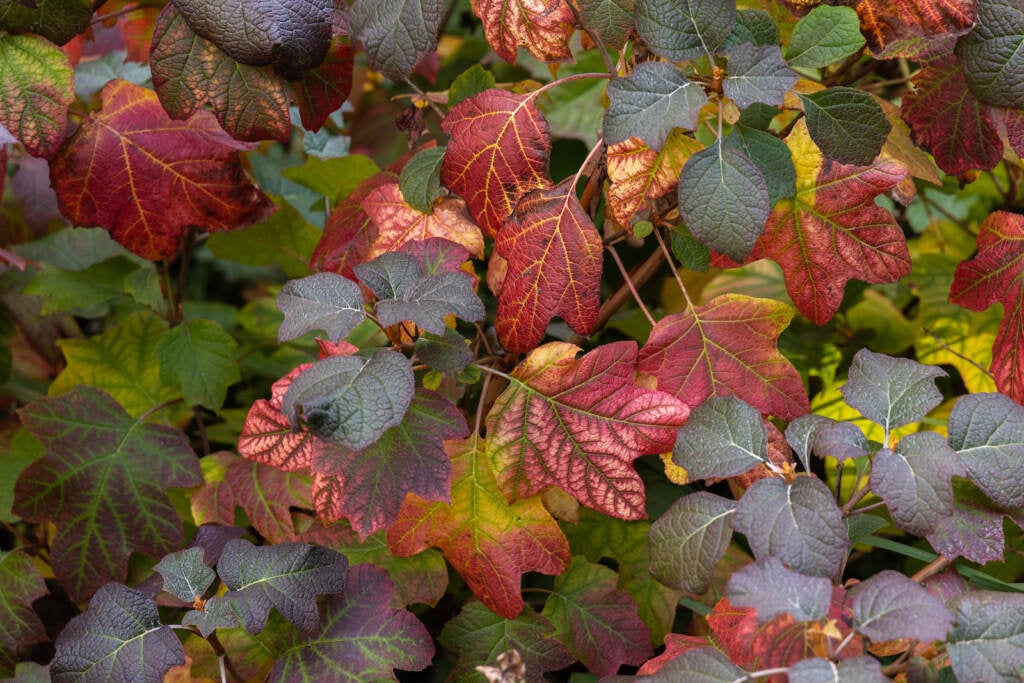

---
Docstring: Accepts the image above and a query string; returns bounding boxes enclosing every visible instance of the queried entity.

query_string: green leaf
[156,319,240,410]
[13,387,202,601]
[282,349,415,449]
[648,491,736,594]
[723,44,797,109]
[673,396,767,480]
[51,583,184,681]
[269,564,433,681]
[206,201,321,278]
[578,0,635,49]
[947,591,1024,682]
[276,272,366,343]
[348,0,443,81]
[0,551,47,677]
[400,146,446,213]
[724,124,796,206]
[840,349,947,436]
[448,64,495,107]
[0,33,74,159]
[636,0,736,61]
[670,228,711,271]
[784,5,866,68]
[948,392,1024,510]
[956,0,1024,108]
[13,226,135,271]
[281,154,380,203]
[24,257,158,317]
[154,547,216,603]
[0,430,42,523]
[678,139,770,261]
[722,8,780,49]
[603,61,708,149]
[415,328,474,374]
[798,87,891,165]
[0,0,92,46]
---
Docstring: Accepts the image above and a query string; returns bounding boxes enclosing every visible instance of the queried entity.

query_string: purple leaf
[725,557,832,624]
[849,570,952,643]
[277,272,366,343]
[947,590,1024,682]
[927,478,1007,564]
[841,349,947,435]
[948,392,1024,510]
[788,656,887,683]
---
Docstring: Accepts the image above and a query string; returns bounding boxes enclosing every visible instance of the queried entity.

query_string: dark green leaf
[850,570,952,643]
[672,395,767,480]
[0,551,47,677]
[51,583,184,682]
[415,328,474,374]
[732,476,848,578]
[947,591,1024,683]
[788,656,887,683]
[948,392,1024,509]
[670,229,711,272]
[282,349,415,449]
[956,0,1024,108]
[725,557,831,624]
[798,87,891,165]
[784,5,866,68]
[635,0,736,61]
[578,0,635,49]
[723,44,797,109]
[724,124,795,206]
[156,319,240,410]
[0,0,92,45]
[448,64,495,107]
[154,547,216,603]
[603,61,708,149]
[276,272,366,343]
[348,0,444,81]
[0,430,42,524]
[721,8,780,49]
[841,349,947,435]
[648,491,735,593]
[678,139,770,261]
[269,564,433,680]
[400,146,446,213]
[24,257,154,317]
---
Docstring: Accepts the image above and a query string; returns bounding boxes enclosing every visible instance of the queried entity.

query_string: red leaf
[50,80,275,260]
[118,7,159,63]
[470,0,574,64]
[901,53,1002,175]
[635,634,716,676]
[292,35,353,132]
[1000,106,1024,158]
[388,436,570,619]
[486,341,689,520]
[950,210,1024,403]
[362,182,485,260]
[311,171,398,276]
[441,89,551,237]
[238,364,323,471]
[852,0,977,57]
[495,178,603,352]
[0,34,74,159]
[730,120,910,324]
[638,294,809,419]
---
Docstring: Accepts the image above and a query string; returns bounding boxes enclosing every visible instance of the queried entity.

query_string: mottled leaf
[853,0,977,57]
[648,491,736,593]
[277,272,365,343]
[14,387,202,602]
[849,570,952,643]
[441,88,550,238]
[723,44,797,110]
[0,33,73,158]
[788,656,886,683]
[400,146,446,213]
[798,87,891,166]
[947,590,1024,683]
[841,349,947,434]
[950,211,1024,403]
[238,364,323,473]
[605,130,703,228]
[784,5,865,68]
[732,476,849,578]
[603,61,708,149]
[635,0,736,61]
[51,79,275,260]
[469,0,574,64]
[269,564,433,680]
[672,396,767,480]
[638,294,809,419]
[486,341,689,519]
[578,0,635,49]
[51,584,183,682]
[155,547,216,602]
[494,179,602,352]
[389,436,569,619]
[349,0,442,81]
[542,557,652,677]
[0,551,47,677]
[156,319,240,410]
[726,557,832,624]
[956,0,1024,108]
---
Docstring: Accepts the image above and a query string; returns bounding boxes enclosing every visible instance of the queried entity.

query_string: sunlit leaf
[852,0,977,57]
[841,349,947,435]
[156,319,240,410]
[784,5,865,68]
[672,396,767,480]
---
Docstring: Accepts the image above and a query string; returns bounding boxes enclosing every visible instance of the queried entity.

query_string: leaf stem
[910,555,952,583]
[90,3,140,25]
[529,72,611,100]
[731,667,790,683]
[831,629,858,658]
[474,363,514,383]
[840,480,872,515]
[474,371,493,436]
[653,226,694,310]
[206,631,246,683]
[607,244,656,326]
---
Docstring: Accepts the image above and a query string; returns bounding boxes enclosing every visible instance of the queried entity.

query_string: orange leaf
[470,0,575,64]
[606,131,703,229]
[362,182,485,260]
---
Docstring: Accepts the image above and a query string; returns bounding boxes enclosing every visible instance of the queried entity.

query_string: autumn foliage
[2,0,1024,681]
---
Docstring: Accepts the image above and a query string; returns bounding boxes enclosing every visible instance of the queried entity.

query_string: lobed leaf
[207,201,322,278]
[841,349,947,435]
[648,491,735,594]
[947,590,1024,682]
[154,547,216,603]
[784,5,865,68]
[156,319,240,410]
[0,551,47,677]
[852,0,977,58]
[635,0,736,61]
[956,0,1024,108]
[349,0,443,81]
[798,87,891,166]
[672,395,767,481]
[725,557,832,624]
[0,33,74,159]
[849,570,953,643]
[238,364,323,473]
[603,61,707,150]
[277,272,366,343]
[722,44,797,110]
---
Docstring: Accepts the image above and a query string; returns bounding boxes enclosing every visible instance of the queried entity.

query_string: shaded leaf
[486,341,689,520]
[672,396,767,480]
[154,547,216,603]
[207,201,321,278]
[947,590,1024,683]
[390,436,569,619]
[400,146,446,213]
[51,584,183,682]
[635,0,736,61]
[578,0,635,49]
[439,601,574,683]
[849,570,952,643]
[449,64,495,107]
[0,551,47,677]
[722,8,779,49]
[277,272,365,343]
[50,79,275,260]
[927,478,1007,564]
[269,564,433,680]
[723,44,797,110]
[605,130,703,228]
[648,491,736,594]
[841,349,946,434]
[724,124,796,207]
[726,557,831,624]
[641,647,747,681]
[784,5,865,68]
[798,87,891,166]
[788,656,886,683]
[638,294,809,419]
[349,0,442,81]
[292,33,353,132]
[541,557,652,677]
[678,139,770,261]
[956,0,1024,108]
[415,329,474,374]
[949,211,1024,403]
[949,392,1024,510]
[0,33,73,158]
[732,476,848,578]
[603,61,708,149]
[494,178,602,352]
[156,319,240,410]
[14,387,202,602]
[469,0,574,64]
[441,88,550,238]
[0,0,92,45]
[852,0,977,57]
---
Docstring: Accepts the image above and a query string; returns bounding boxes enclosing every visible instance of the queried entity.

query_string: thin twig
[607,245,656,325]
[911,555,953,583]
[652,226,694,309]
[90,3,140,25]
